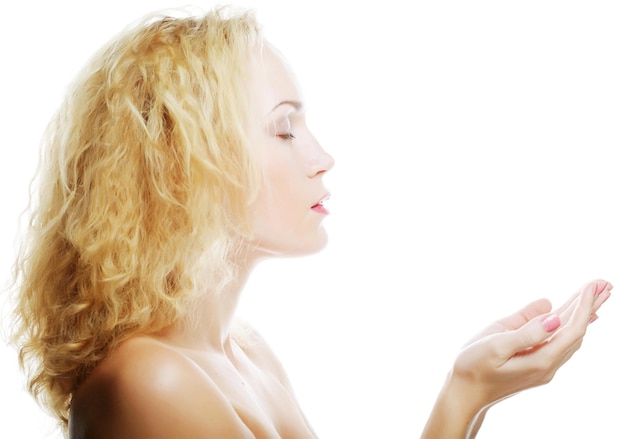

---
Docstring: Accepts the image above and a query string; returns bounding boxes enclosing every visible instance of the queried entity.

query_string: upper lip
[312,193,330,207]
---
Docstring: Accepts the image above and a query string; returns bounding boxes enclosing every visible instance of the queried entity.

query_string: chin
[299,229,329,255]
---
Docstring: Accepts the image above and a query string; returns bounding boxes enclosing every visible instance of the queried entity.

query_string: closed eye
[277,133,296,141]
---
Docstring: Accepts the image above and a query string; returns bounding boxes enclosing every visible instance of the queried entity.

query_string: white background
[1,1,624,438]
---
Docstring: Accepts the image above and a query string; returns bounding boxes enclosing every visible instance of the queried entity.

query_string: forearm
[421,373,485,439]
[466,409,488,439]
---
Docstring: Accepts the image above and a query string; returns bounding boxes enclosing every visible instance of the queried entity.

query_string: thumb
[498,313,561,358]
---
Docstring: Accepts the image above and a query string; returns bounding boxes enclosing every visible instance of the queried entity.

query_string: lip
[311,193,330,215]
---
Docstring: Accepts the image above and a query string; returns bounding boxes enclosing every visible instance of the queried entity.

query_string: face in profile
[248,42,334,258]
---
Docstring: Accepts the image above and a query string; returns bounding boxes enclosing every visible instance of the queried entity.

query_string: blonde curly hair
[11,6,262,428]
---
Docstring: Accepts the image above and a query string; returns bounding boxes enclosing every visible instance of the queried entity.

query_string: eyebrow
[269,100,304,114]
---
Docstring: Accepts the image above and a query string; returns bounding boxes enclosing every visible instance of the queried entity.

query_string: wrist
[421,372,486,439]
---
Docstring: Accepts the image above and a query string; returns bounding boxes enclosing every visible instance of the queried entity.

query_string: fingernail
[542,314,561,333]
[589,314,599,324]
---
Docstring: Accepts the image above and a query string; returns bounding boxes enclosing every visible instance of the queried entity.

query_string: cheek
[262,176,301,224]
[253,159,301,229]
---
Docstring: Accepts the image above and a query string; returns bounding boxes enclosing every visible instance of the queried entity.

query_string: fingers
[488,311,560,362]
[453,279,615,408]
[567,280,604,329]
[494,298,552,331]
[465,279,613,368]
[463,299,553,347]
[526,279,613,361]
[591,284,612,316]
[494,279,611,333]
[558,279,612,326]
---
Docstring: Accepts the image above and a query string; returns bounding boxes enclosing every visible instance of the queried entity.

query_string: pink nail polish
[542,314,561,333]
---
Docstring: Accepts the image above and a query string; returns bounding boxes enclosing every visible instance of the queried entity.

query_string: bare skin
[421,279,612,438]
[69,43,329,439]
[69,327,316,438]
[67,39,613,439]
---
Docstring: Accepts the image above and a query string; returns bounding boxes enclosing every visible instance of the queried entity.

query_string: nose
[307,140,335,178]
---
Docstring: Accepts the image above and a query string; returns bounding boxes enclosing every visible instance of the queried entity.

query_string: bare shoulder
[69,337,254,439]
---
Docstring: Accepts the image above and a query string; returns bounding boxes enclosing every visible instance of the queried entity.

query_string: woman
[10,6,612,438]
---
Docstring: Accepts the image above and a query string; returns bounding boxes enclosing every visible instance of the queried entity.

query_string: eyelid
[270,116,291,134]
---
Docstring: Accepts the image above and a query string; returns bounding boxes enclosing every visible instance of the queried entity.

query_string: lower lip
[311,204,329,215]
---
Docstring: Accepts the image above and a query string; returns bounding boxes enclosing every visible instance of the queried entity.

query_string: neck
[158,252,264,352]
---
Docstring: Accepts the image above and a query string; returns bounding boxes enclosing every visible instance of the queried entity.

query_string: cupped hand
[453,279,612,410]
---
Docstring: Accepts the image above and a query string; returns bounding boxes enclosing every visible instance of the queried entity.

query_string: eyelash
[277,132,296,141]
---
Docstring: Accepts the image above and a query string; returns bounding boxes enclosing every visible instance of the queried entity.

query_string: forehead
[251,42,303,114]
